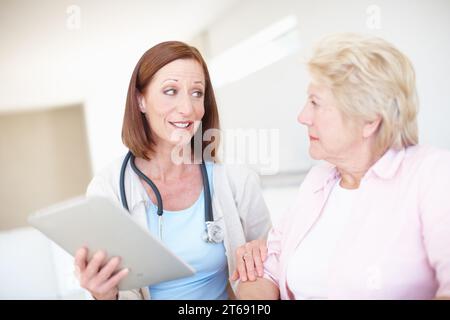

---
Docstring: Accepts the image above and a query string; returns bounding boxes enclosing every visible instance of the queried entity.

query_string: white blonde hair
[308,33,419,151]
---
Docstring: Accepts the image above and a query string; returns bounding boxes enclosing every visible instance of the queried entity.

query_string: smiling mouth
[169,121,194,129]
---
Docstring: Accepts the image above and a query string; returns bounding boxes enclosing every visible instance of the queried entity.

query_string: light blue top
[145,162,228,300]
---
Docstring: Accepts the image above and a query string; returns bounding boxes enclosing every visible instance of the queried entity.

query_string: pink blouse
[263,145,450,299]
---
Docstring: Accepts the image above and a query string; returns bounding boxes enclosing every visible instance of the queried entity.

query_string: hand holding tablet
[28,196,195,297]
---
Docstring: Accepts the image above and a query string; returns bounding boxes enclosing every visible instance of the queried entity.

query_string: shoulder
[404,145,450,176]
[212,163,264,206]
[213,163,260,187]
[86,154,127,197]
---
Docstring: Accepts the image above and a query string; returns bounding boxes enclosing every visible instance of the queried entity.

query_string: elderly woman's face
[140,58,205,148]
[298,82,364,162]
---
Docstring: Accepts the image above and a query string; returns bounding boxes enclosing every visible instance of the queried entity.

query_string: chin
[308,146,324,160]
[168,137,192,147]
[167,130,194,144]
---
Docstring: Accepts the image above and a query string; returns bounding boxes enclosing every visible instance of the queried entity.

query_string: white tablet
[28,196,195,291]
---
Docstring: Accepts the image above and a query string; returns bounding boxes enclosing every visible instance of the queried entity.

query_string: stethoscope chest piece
[202,220,224,244]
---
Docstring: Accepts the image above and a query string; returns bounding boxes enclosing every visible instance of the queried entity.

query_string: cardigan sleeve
[227,165,272,241]
[419,150,450,298]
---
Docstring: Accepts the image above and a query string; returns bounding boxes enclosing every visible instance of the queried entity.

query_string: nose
[176,91,194,115]
[297,103,312,126]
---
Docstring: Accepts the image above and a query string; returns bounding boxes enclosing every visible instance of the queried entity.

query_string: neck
[335,143,385,189]
[137,142,191,183]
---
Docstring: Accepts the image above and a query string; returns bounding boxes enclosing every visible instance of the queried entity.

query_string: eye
[164,88,176,96]
[311,99,318,107]
[192,90,204,98]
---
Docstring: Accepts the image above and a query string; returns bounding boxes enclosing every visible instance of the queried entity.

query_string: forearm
[237,278,280,300]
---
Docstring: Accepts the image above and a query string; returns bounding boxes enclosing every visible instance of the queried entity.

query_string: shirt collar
[312,163,340,193]
[367,147,406,180]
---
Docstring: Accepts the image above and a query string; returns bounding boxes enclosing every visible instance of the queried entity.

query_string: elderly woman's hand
[230,239,268,282]
[74,247,129,300]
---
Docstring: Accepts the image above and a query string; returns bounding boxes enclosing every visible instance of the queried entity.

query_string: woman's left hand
[230,239,268,282]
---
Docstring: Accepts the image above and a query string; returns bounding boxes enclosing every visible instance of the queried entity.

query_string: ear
[362,116,382,139]
[136,93,146,113]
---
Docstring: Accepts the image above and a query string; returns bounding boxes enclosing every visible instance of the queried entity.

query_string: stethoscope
[119,151,224,243]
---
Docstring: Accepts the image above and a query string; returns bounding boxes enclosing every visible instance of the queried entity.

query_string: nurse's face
[297,82,364,164]
[139,59,206,148]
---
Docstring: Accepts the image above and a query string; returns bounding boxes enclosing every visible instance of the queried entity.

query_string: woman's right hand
[74,247,129,300]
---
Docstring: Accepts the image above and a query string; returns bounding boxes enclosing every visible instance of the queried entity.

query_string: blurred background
[1,0,449,299]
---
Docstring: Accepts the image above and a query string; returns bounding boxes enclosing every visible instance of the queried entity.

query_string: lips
[169,121,193,129]
[309,135,319,141]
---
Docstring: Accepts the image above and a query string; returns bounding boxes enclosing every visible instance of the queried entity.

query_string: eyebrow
[161,79,205,86]
[308,94,321,100]
[161,79,178,85]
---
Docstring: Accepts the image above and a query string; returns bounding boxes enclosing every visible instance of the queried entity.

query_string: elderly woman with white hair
[236,33,450,299]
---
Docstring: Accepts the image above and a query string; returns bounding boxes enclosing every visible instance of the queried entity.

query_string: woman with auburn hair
[74,41,271,300]
[238,33,450,299]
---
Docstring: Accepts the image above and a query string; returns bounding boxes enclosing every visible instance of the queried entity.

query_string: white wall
[204,0,450,174]
[2,0,449,175]
[0,0,240,173]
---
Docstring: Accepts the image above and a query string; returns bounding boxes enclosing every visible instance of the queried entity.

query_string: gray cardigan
[86,155,272,299]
